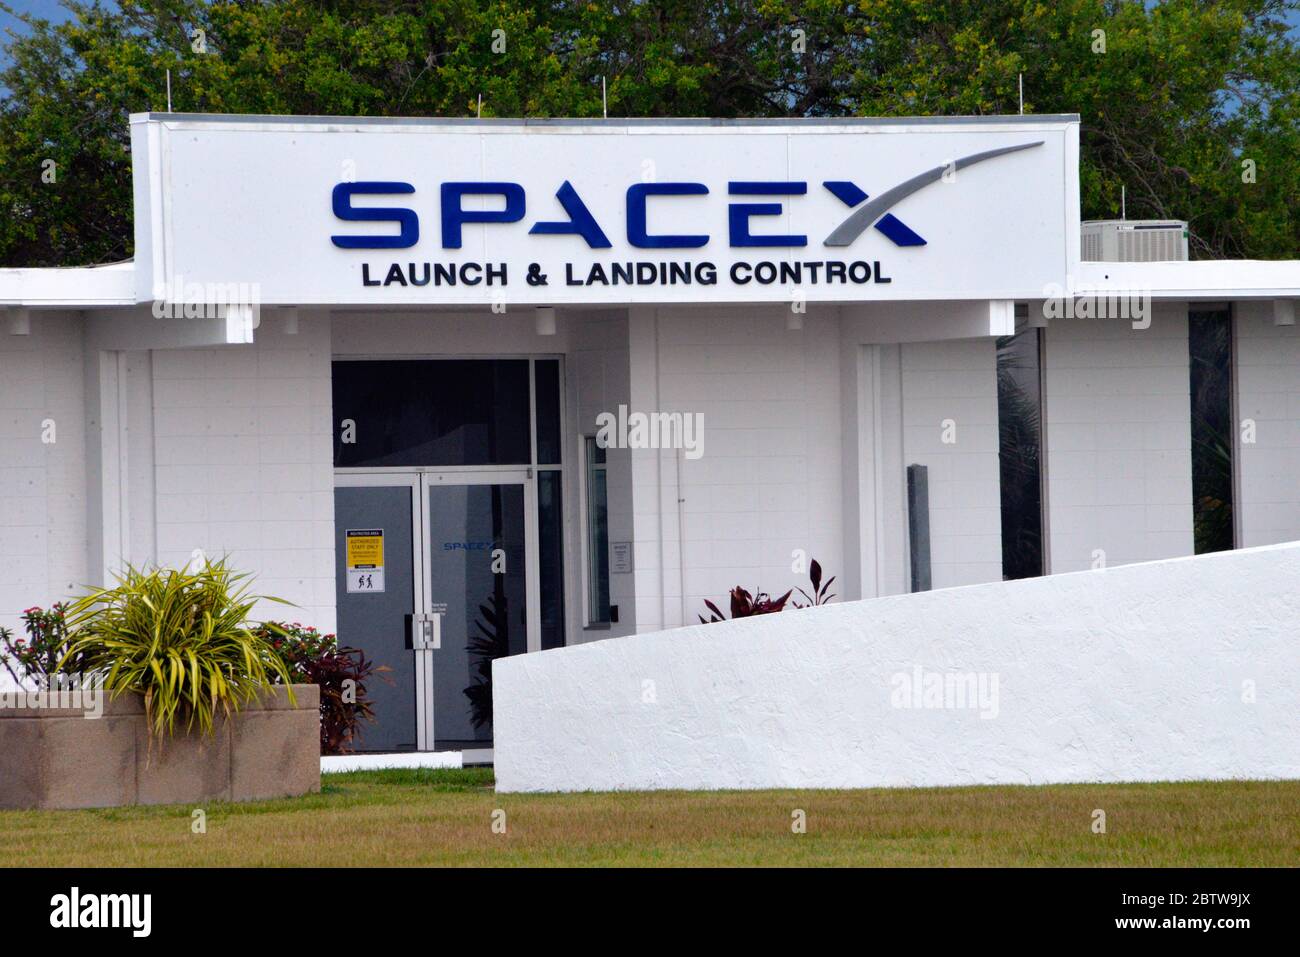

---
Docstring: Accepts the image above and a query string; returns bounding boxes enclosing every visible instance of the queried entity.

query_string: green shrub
[60,560,292,737]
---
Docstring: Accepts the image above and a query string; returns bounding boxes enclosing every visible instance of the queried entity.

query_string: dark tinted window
[333,360,531,467]
[1189,308,1235,553]
[538,470,566,649]
[997,329,1044,580]
[585,436,611,623]
[534,359,562,465]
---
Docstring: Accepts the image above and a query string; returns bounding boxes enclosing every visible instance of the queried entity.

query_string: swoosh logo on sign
[823,141,1045,247]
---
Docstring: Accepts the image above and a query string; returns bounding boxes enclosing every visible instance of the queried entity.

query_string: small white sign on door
[345,528,386,593]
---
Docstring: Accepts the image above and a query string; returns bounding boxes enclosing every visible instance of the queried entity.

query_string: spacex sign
[130,115,1079,306]
[331,141,1043,252]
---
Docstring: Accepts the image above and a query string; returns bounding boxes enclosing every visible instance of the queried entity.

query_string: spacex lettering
[329,141,1043,293]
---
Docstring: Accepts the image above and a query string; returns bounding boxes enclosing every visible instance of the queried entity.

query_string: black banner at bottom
[0,867,1290,943]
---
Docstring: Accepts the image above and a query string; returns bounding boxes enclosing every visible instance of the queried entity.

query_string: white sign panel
[611,541,634,574]
[133,115,1079,307]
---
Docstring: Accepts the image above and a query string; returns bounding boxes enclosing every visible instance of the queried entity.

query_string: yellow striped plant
[60,560,294,738]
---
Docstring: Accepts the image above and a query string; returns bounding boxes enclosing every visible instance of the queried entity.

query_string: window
[333,359,531,467]
[997,326,1045,579]
[533,359,562,465]
[537,469,566,650]
[1188,307,1235,553]
[584,436,611,625]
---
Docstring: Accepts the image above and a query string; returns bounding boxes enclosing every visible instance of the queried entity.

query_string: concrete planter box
[0,684,320,809]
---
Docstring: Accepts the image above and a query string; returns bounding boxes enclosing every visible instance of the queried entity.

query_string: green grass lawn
[1,769,1296,866]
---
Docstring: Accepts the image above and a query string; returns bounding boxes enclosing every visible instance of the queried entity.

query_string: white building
[1,113,1296,755]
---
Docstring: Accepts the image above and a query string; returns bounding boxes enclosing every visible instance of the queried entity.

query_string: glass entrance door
[332,470,539,752]
[423,470,538,751]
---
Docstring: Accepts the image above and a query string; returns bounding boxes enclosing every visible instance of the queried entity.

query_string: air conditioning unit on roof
[1081,220,1189,262]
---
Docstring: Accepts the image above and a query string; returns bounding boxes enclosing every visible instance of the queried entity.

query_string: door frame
[334,467,540,752]
[333,471,428,749]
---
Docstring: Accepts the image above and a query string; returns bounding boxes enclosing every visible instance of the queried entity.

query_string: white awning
[1073,259,1300,300]
[0,261,136,307]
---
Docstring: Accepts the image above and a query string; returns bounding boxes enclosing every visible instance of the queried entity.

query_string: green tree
[838,1,1300,257]
[1,0,1296,266]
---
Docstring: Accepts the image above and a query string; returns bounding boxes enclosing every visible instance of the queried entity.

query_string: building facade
[1,113,1296,753]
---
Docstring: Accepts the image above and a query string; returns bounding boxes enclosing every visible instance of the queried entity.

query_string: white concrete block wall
[0,312,87,688]
[1234,300,1300,547]
[495,541,1300,792]
[123,350,157,561]
[899,338,1003,588]
[627,305,843,632]
[150,315,335,631]
[1043,304,1194,572]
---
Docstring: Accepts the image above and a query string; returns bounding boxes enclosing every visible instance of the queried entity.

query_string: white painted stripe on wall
[321,751,463,773]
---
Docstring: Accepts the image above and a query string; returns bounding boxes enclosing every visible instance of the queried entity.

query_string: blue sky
[0,0,80,67]
[1,0,78,30]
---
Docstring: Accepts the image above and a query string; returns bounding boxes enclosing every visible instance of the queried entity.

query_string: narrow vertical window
[1188,307,1235,553]
[534,359,562,465]
[997,327,1045,579]
[584,436,611,624]
[537,469,566,650]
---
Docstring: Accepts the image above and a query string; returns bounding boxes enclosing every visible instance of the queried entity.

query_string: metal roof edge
[130,111,1081,129]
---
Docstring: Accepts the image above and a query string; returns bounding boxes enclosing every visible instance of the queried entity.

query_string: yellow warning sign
[346,529,384,569]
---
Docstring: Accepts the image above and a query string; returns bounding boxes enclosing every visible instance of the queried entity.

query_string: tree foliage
[1,0,1296,265]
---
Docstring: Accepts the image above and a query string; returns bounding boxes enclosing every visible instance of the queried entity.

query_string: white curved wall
[494,541,1300,792]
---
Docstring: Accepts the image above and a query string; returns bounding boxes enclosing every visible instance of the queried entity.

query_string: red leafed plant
[259,622,392,755]
[698,558,836,623]
[699,586,794,623]
[302,647,390,755]
[792,559,836,608]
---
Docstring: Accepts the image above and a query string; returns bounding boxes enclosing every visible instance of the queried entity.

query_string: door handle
[407,612,442,650]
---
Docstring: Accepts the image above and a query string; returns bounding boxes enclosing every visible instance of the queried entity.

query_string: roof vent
[1081,220,1189,262]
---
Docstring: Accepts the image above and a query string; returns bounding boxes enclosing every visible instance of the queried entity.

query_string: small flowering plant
[0,604,89,688]
[258,621,337,683]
